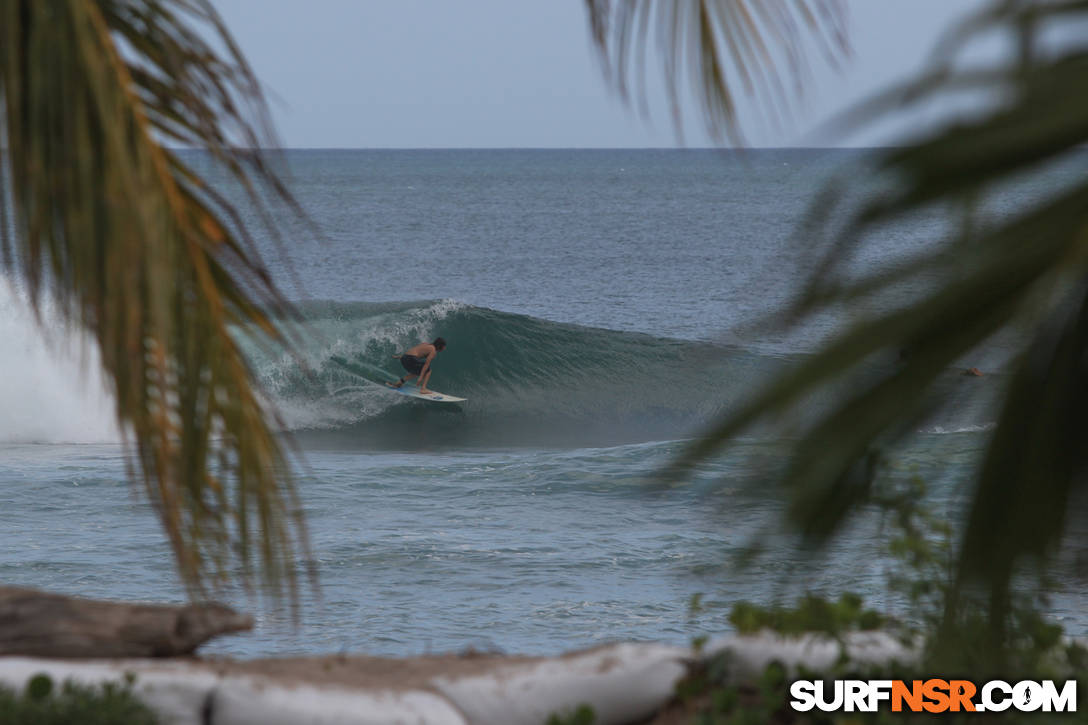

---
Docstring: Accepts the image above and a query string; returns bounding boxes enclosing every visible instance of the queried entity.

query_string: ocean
[0,149,1082,658]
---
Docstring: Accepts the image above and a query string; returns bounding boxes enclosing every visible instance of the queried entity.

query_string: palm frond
[671,0,1088,636]
[0,0,310,601]
[583,0,848,143]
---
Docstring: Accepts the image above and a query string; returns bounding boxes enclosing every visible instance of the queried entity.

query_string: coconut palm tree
[593,0,1088,644]
[0,0,309,601]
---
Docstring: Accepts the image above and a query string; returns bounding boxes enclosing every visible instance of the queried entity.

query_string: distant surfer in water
[389,337,447,394]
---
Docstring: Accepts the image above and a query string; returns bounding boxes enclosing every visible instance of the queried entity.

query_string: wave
[243,299,784,449]
[0,287,1002,450]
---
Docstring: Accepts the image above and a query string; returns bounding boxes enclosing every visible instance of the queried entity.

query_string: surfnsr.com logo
[789,679,1077,713]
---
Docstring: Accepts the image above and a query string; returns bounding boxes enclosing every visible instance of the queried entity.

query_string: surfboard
[329,355,466,403]
[384,382,466,403]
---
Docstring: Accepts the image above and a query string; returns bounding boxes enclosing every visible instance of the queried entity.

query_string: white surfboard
[384,382,466,403]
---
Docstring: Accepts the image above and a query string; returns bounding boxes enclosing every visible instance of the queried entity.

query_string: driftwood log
[0,587,252,657]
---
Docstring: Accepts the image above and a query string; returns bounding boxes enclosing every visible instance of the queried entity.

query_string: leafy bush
[0,673,158,725]
[546,703,596,725]
[729,592,886,638]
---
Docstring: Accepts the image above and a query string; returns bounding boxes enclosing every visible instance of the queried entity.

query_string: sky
[212,0,992,149]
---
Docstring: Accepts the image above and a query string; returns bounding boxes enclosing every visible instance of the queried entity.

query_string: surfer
[389,337,446,394]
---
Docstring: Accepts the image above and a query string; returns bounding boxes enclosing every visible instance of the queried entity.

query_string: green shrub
[546,703,595,725]
[0,674,158,725]
[729,592,887,638]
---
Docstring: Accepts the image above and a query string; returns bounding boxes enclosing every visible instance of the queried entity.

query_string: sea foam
[0,282,121,444]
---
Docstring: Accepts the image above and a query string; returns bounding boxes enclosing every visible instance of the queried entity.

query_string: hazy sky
[213,1,990,148]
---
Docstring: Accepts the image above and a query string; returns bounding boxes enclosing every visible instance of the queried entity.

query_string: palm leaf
[666,0,1088,636]
[0,0,310,601]
[584,0,848,143]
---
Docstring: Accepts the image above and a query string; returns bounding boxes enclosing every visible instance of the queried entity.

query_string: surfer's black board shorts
[400,354,426,375]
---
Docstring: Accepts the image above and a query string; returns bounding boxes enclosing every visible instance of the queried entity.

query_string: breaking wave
[245,299,782,449]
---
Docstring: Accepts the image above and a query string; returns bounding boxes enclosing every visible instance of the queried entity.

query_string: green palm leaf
[584,0,848,142]
[662,0,1088,637]
[0,0,309,601]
